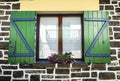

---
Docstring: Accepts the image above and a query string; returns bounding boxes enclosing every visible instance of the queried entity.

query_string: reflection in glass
[39,17,58,58]
[62,17,82,58]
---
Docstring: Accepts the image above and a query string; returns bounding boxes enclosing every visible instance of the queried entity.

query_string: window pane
[62,17,82,58]
[39,17,58,58]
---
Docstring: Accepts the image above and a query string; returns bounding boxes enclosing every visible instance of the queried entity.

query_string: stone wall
[0,0,120,81]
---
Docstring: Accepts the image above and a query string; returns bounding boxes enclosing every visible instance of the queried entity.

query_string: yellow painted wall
[20,0,99,12]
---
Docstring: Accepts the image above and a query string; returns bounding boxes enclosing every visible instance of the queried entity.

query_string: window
[36,15,83,62]
[9,11,110,63]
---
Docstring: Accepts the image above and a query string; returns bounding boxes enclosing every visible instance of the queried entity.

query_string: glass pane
[39,17,58,58]
[62,17,82,58]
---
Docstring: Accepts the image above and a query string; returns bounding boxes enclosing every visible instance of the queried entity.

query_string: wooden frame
[36,14,84,63]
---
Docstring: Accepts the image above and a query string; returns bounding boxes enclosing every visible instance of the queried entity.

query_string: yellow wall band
[20,0,99,12]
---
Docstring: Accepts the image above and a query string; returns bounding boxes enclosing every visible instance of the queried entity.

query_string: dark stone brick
[114,27,120,31]
[6,3,11,4]
[118,50,120,58]
[71,69,81,72]
[55,76,69,78]
[6,11,11,15]
[0,38,3,40]
[72,63,89,68]
[92,64,106,70]
[13,80,28,81]
[42,80,61,81]
[56,69,69,74]
[1,27,10,31]
[47,69,54,74]
[99,0,110,4]
[110,49,116,55]
[82,67,90,71]
[119,60,120,65]
[111,56,117,61]
[0,76,11,81]
[2,21,10,26]
[0,68,2,73]
[105,5,114,10]
[4,51,8,55]
[112,1,117,4]
[0,32,9,36]
[20,64,55,69]
[0,10,4,15]
[13,71,23,78]
[71,73,78,77]
[0,60,9,64]
[0,5,10,9]
[115,5,118,7]
[42,75,53,78]
[109,21,119,26]
[83,79,96,81]
[0,42,9,50]
[117,75,120,79]
[0,0,19,2]
[30,75,40,81]
[108,67,120,71]
[2,65,17,69]
[72,79,81,81]
[115,33,120,39]
[5,38,9,40]
[72,64,90,70]
[108,16,111,20]
[116,8,120,12]
[113,16,120,20]
[99,72,115,79]
[58,64,70,68]
[110,41,120,47]
[0,16,9,20]
[110,37,113,40]
[100,6,104,10]
[71,73,89,77]
[0,51,3,57]
[119,2,120,7]
[91,72,97,77]
[109,16,112,20]
[25,74,28,78]
[25,70,45,73]
[12,3,20,9]
[4,71,11,75]
[109,27,113,35]
[110,12,114,15]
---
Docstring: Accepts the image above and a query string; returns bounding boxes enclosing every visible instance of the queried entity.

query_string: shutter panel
[8,11,36,63]
[84,11,111,63]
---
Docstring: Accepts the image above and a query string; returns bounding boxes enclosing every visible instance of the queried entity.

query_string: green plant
[47,52,75,64]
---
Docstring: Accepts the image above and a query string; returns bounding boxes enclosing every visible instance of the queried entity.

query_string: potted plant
[47,52,76,64]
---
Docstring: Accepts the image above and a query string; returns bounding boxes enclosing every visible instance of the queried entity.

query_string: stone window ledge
[19,63,89,69]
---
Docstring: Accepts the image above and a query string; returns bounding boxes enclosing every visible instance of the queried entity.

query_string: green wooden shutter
[8,11,36,63]
[84,11,111,63]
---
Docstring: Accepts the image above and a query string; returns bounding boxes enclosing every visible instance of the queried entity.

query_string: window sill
[20,62,89,69]
[36,59,84,64]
